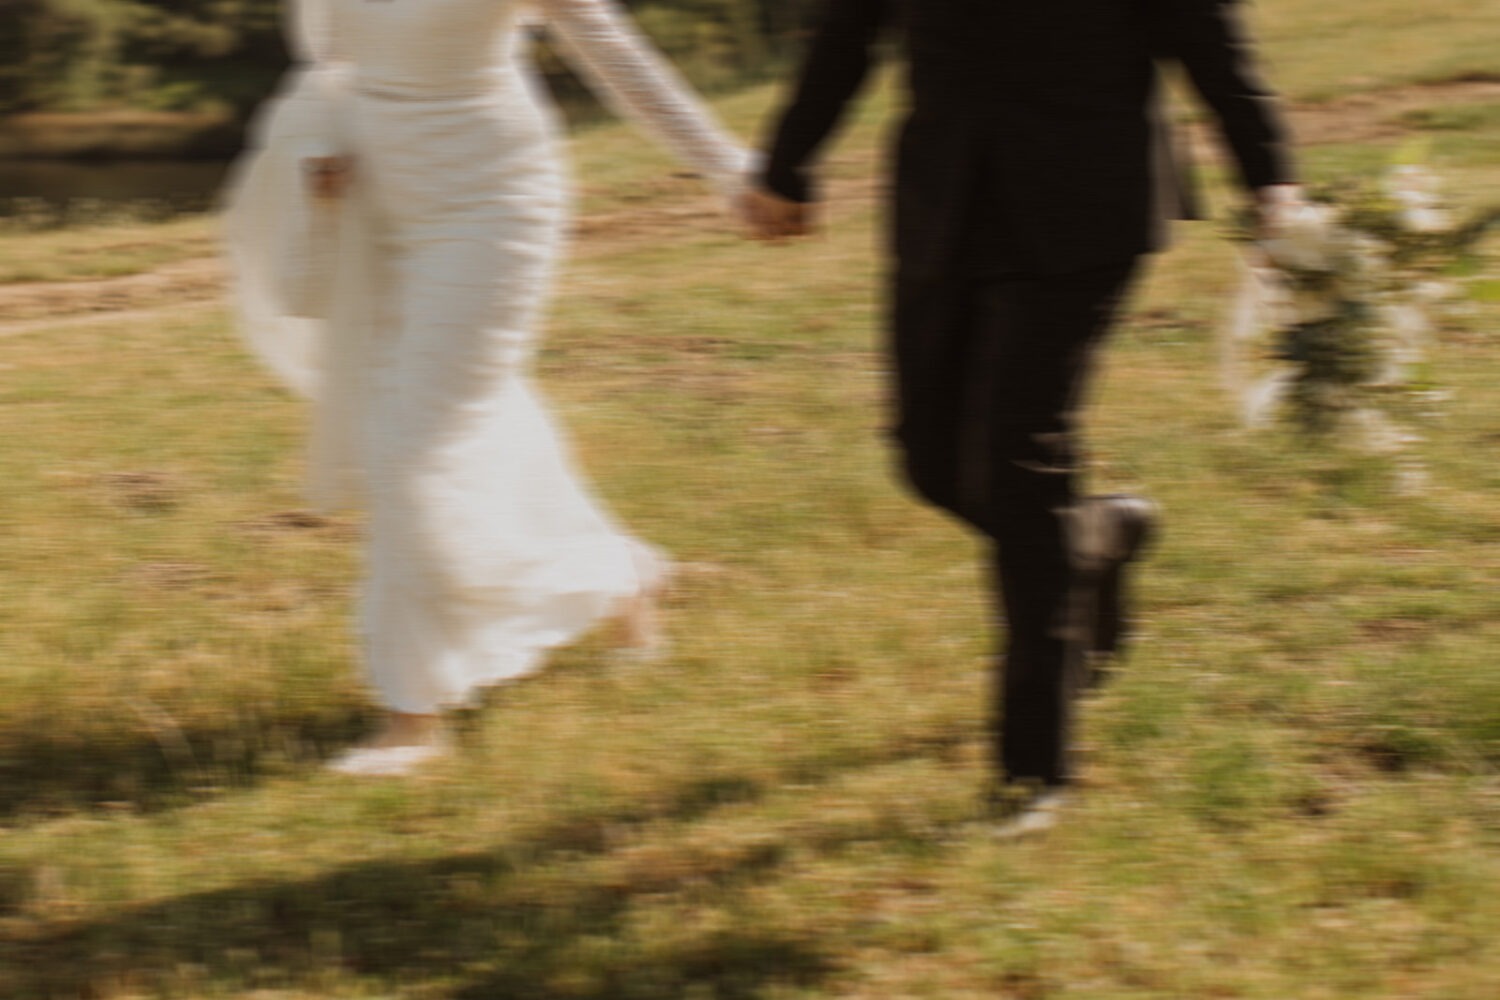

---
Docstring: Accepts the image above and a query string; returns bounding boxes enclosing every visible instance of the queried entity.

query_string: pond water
[0,160,232,221]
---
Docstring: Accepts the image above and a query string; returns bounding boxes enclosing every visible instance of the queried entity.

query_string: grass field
[2,6,1499,998]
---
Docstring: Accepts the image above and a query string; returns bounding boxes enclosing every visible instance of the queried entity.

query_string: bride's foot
[327,712,450,777]
[613,541,673,661]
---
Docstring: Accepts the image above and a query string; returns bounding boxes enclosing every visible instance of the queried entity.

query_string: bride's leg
[611,538,674,655]
[353,711,447,750]
[326,710,450,776]
[357,217,658,704]
[325,224,454,775]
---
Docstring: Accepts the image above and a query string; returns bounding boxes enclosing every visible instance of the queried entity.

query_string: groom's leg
[889,271,982,521]
[969,260,1141,786]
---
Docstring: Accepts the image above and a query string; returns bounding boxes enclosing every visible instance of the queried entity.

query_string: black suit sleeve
[760,0,891,203]
[1149,0,1296,192]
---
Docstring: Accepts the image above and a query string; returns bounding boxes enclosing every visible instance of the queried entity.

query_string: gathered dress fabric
[223,0,747,713]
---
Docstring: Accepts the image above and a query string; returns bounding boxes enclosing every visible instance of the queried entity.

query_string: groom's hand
[739,187,815,242]
[1255,184,1307,241]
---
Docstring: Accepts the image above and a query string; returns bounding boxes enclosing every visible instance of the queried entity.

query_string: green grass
[1255,0,1500,100]
[0,214,218,284]
[2,10,1499,1000]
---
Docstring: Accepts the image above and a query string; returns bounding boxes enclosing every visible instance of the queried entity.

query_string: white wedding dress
[223,0,747,714]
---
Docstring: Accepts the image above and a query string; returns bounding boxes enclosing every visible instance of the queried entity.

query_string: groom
[742,0,1300,823]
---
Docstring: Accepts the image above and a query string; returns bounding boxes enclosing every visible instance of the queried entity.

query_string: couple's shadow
[0,655,590,821]
[0,698,371,821]
[2,671,971,996]
[8,768,844,999]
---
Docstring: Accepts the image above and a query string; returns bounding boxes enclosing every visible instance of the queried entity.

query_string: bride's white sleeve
[272,0,349,158]
[288,0,339,63]
[535,0,754,201]
[223,0,354,394]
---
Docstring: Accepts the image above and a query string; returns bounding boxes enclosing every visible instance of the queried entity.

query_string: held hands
[738,186,816,242]
[1255,183,1309,242]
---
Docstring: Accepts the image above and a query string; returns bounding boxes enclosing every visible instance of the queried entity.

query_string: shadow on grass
[0,647,981,824]
[0,651,660,821]
[1,725,985,997]
[3,790,850,999]
[0,702,372,821]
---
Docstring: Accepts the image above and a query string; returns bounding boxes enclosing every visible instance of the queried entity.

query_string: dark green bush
[1,0,823,118]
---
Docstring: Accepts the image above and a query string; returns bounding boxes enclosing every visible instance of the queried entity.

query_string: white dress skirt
[223,0,748,713]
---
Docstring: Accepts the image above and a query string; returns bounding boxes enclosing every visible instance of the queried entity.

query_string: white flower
[1379,302,1431,348]
[1412,389,1453,420]
[1344,408,1418,455]
[1369,303,1428,387]
[1385,165,1454,233]
[1343,234,1391,276]
[1401,205,1453,233]
[1394,459,1430,496]
[1261,202,1340,271]
[1372,355,1411,387]
[1414,280,1454,303]
[1242,370,1294,429]
[1385,165,1441,200]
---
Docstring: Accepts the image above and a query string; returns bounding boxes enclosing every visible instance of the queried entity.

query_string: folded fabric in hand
[273,158,342,319]
[224,61,351,322]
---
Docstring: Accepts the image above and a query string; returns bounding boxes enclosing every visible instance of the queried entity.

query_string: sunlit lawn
[1,9,1498,998]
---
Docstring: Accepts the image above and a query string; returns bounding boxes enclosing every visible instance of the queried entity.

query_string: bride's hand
[303,155,354,200]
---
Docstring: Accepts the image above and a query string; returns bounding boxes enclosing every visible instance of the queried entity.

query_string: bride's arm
[286,0,345,66]
[534,0,752,200]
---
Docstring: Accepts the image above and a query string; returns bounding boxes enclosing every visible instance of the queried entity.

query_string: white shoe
[326,742,448,777]
[613,540,674,662]
[991,789,1069,840]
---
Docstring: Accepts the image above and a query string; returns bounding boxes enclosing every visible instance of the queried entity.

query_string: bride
[224,0,750,774]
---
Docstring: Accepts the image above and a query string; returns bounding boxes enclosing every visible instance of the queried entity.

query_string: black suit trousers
[892,258,1142,785]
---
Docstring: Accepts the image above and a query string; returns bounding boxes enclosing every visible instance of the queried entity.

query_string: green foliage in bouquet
[1274,303,1380,434]
[1227,169,1499,443]
[1329,179,1500,274]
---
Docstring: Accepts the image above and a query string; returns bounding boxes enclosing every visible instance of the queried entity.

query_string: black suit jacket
[762,0,1295,276]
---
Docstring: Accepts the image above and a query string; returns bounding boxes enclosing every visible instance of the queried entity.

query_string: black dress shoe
[1073,494,1159,685]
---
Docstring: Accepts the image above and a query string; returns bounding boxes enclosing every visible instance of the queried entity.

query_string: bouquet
[1223,166,1499,490]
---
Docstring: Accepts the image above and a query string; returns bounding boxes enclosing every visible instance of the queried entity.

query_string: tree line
[0,0,823,118]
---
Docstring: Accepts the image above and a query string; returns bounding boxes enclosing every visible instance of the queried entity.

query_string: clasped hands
[1255,183,1312,242]
[737,187,816,242]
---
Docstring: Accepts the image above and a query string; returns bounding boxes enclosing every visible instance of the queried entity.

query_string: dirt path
[0,257,224,335]
[0,299,223,338]
[1288,79,1500,145]
[1184,79,1500,163]
[2,79,1495,336]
